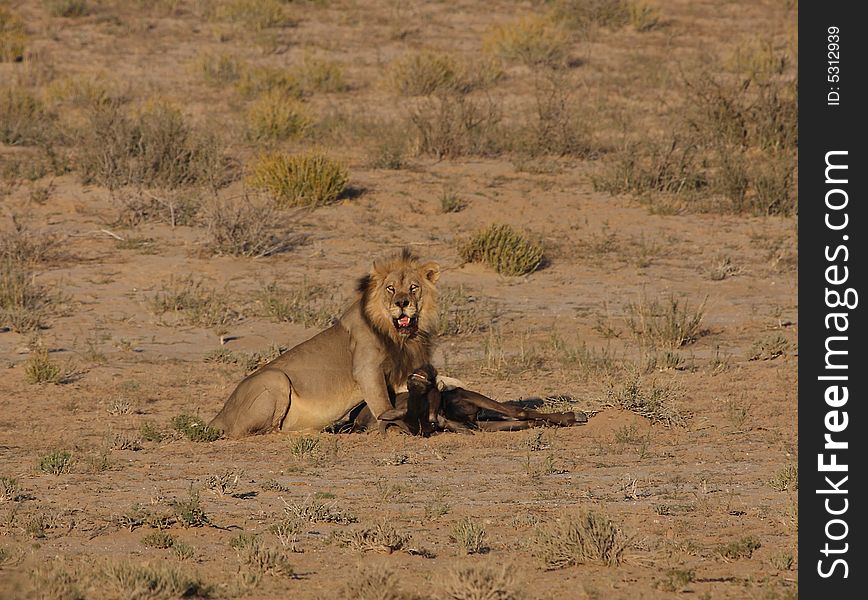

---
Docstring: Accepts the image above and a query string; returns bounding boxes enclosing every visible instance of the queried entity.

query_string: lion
[208,249,440,437]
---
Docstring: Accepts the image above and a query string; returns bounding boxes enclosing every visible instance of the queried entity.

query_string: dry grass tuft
[535,511,629,568]
[768,465,798,492]
[386,52,498,96]
[436,286,496,336]
[297,55,347,93]
[410,93,503,159]
[257,279,340,328]
[246,91,310,142]
[212,0,292,31]
[340,566,407,600]
[0,260,56,332]
[339,522,412,554]
[458,224,544,276]
[604,371,687,427]
[282,496,357,525]
[716,536,761,561]
[247,150,349,208]
[24,346,76,384]
[103,560,212,598]
[0,85,52,146]
[148,276,238,328]
[484,16,569,68]
[77,101,228,190]
[441,565,518,600]
[0,7,26,62]
[44,0,90,18]
[624,294,706,348]
[202,195,302,257]
[748,333,791,361]
[450,518,487,555]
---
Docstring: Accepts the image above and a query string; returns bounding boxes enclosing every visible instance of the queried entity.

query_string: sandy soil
[1,1,797,598]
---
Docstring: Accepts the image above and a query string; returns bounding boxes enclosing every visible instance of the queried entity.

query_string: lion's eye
[386,285,395,293]
[409,284,419,293]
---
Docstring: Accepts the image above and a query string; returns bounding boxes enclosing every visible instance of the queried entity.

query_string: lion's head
[358,248,440,344]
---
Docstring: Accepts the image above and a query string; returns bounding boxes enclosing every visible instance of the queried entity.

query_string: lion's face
[362,250,440,341]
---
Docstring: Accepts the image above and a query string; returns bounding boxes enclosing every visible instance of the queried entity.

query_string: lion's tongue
[398,316,411,327]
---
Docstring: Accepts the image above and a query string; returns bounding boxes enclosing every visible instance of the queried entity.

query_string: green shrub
[458,224,544,276]
[247,150,349,208]
[39,450,73,475]
[171,414,222,442]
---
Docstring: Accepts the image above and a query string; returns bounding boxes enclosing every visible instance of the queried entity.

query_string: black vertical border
[799,2,865,596]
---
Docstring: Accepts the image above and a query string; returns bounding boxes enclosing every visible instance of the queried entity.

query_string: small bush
[624,294,706,348]
[439,190,465,213]
[768,465,798,492]
[1,218,59,264]
[235,65,300,99]
[442,566,518,600]
[282,496,357,525]
[450,518,487,555]
[604,371,687,427]
[339,522,412,554]
[1,260,56,332]
[142,531,177,549]
[39,450,73,475]
[0,85,52,146]
[510,73,594,158]
[172,414,222,442]
[411,93,503,159]
[716,536,761,560]
[0,8,26,62]
[140,422,164,442]
[749,334,791,361]
[592,135,706,198]
[110,189,202,228]
[340,566,405,600]
[458,224,544,276]
[24,346,76,385]
[213,0,291,30]
[0,476,21,501]
[535,511,629,568]
[297,55,347,93]
[365,120,409,169]
[103,561,212,598]
[44,0,90,18]
[199,52,243,86]
[173,488,210,527]
[483,16,569,68]
[236,537,295,578]
[658,568,696,593]
[77,101,227,190]
[550,0,631,32]
[246,91,310,142]
[202,195,302,258]
[247,150,349,208]
[388,52,461,96]
[148,276,238,328]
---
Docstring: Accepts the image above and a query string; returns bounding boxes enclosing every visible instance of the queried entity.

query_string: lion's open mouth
[393,315,418,334]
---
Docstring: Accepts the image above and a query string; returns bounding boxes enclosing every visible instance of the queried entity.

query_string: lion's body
[209,250,439,437]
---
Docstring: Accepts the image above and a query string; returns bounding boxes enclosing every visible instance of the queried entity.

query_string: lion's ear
[421,262,440,284]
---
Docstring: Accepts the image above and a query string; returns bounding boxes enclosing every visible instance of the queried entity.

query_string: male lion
[208,249,440,437]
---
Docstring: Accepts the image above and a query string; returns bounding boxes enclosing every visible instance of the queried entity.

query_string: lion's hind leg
[209,369,292,438]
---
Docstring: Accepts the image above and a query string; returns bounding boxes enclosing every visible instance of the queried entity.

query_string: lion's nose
[395,298,410,309]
